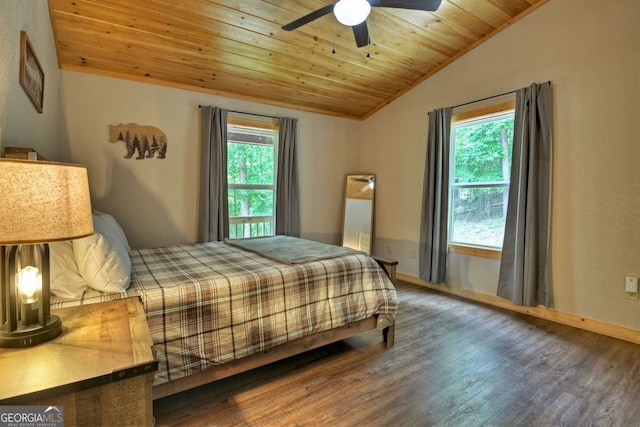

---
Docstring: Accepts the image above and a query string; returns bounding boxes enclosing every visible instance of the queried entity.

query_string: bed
[49,214,398,399]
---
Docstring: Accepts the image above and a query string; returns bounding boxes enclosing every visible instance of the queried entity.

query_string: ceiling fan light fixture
[334,0,371,26]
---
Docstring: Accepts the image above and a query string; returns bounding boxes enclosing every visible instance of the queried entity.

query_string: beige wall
[60,71,361,248]
[5,0,639,332]
[0,0,63,159]
[362,0,640,330]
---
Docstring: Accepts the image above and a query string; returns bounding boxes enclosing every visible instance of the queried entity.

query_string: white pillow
[49,240,90,298]
[93,211,131,252]
[73,213,131,293]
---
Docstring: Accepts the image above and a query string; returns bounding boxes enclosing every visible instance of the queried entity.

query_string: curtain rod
[449,81,552,110]
[450,89,516,110]
[198,105,277,120]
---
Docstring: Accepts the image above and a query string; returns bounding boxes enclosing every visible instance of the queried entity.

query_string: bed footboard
[153,315,393,400]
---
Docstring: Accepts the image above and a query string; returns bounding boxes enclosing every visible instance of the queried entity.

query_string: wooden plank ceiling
[48,0,548,120]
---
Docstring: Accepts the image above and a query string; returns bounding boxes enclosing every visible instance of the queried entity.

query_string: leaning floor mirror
[342,174,375,254]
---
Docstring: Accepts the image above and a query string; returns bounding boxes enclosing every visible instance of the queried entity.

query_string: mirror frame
[341,173,375,254]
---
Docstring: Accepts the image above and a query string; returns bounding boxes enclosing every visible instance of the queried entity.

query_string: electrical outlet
[409,248,417,259]
[386,244,393,256]
[625,276,639,300]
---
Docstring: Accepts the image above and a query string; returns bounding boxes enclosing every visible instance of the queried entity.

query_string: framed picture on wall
[19,31,45,113]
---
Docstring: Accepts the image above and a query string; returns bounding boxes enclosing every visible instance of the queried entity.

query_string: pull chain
[332,17,336,54]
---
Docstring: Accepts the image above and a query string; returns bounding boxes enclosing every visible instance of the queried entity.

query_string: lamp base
[0,314,62,348]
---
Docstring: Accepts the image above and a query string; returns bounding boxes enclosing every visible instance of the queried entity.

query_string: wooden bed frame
[154,316,394,399]
[153,257,398,400]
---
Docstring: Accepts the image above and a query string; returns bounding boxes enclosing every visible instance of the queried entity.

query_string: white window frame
[226,116,279,239]
[448,100,515,258]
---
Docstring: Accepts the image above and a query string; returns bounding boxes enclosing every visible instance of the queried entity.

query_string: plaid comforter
[52,240,398,386]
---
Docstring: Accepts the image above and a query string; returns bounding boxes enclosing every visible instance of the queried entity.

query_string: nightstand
[373,256,398,286]
[0,297,157,426]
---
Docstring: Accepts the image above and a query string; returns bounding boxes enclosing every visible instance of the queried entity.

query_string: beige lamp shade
[0,159,94,245]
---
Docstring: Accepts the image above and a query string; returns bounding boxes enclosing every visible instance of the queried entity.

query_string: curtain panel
[419,108,452,283]
[497,82,553,307]
[275,117,301,237]
[198,106,229,242]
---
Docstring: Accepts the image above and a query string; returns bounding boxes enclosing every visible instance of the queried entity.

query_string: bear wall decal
[109,123,168,160]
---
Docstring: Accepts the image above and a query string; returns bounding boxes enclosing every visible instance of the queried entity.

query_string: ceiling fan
[282,0,443,48]
[349,176,375,191]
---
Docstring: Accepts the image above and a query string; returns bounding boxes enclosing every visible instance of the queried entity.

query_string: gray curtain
[275,117,300,237]
[198,106,229,242]
[419,108,452,283]
[497,82,553,306]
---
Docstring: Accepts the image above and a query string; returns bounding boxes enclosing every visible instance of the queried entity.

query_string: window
[227,119,277,239]
[449,103,515,250]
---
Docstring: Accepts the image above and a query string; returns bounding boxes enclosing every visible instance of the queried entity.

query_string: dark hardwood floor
[154,281,640,426]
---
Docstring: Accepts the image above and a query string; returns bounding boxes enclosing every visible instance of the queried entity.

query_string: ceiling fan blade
[282,4,335,31]
[352,21,370,47]
[370,0,442,11]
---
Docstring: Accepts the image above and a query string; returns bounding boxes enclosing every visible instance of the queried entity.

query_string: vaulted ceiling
[48,0,548,120]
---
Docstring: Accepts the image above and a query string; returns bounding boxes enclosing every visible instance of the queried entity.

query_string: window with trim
[449,103,515,250]
[227,118,277,239]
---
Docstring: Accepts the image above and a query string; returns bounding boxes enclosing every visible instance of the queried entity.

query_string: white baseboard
[397,272,640,345]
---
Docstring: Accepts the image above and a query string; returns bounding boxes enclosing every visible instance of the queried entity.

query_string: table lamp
[0,159,93,347]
